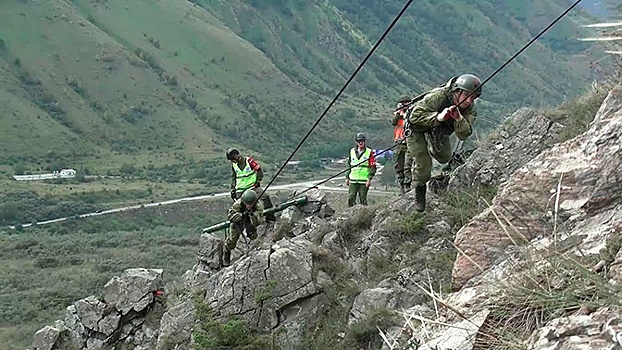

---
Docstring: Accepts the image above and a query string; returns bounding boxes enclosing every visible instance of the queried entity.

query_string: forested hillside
[0,0,596,176]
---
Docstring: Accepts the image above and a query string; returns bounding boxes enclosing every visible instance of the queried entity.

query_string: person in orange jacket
[391,95,413,194]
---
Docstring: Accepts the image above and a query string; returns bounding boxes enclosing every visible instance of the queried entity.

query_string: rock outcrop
[33,86,622,350]
[449,107,564,190]
[452,86,622,291]
[33,268,165,350]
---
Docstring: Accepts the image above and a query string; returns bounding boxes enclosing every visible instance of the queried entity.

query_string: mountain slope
[197,0,593,105]
[0,0,597,175]
[0,0,332,173]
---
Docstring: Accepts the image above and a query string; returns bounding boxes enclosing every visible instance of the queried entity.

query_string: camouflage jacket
[227,199,264,226]
[407,85,477,141]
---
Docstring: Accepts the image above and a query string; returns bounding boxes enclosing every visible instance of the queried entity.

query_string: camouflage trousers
[235,186,276,221]
[224,216,257,252]
[348,182,369,207]
[393,142,412,186]
[406,130,452,186]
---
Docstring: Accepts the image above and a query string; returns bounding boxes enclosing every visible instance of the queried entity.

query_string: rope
[256,0,416,201]
[257,0,585,202]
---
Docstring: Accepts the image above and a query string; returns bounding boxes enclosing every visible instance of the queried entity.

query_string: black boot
[414,185,426,212]
[399,183,406,195]
[222,251,231,267]
[265,213,277,222]
[246,228,258,240]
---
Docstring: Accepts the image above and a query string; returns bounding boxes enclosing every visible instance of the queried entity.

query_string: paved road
[8,176,394,229]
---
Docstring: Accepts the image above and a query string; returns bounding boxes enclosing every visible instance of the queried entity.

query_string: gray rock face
[195,233,224,275]
[527,308,622,350]
[452,86,622,290]
[199,238,318,331]
[34,268,165,349]
[349,287,395,325]
[156,299,195,350]
[74,296,107,332]
[104,268,164,315]
[32,326,60,350]
[449,107,564,190]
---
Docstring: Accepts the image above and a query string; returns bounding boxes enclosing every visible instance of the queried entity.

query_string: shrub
[477,253,621,349]
[545,86,608,143]
[337,206,376,243]
[193,296,275,349]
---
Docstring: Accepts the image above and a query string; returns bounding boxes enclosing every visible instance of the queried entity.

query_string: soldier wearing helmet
[345,132,377,207]
[392,95,414,194]
[226,147,275,222]
[223,189,264,266]
[405,74,482,212]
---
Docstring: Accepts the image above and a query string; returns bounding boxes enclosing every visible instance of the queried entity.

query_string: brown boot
[414,185,426,212]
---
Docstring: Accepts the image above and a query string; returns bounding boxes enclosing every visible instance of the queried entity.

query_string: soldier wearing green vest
[226,148,276,222]
[405,74,481,212]
[223,189,264,266]
[345,132,377,207]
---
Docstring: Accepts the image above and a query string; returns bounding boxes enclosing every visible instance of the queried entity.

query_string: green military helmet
[396,95,411,108]
[226,147,239,161]
[451,74,482,97]
[241,189,258,205]
[355,132,366,141]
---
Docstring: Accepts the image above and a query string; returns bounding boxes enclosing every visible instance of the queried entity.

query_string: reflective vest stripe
[349,148,371,182]
[233,159,257,190]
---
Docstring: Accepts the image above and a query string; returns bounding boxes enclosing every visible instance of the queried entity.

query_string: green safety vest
[233,159,257,191]
[349,148,372,182]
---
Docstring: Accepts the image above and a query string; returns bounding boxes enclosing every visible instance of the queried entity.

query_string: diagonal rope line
[262,0,585,202]
[256,0,416,202]
[399,0,585,112]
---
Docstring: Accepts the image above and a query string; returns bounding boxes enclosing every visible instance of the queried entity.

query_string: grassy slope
[0,0,597,177]
[0,0,333,174]
[198,0,593,106]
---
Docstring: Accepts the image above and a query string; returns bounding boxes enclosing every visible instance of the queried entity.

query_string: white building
[13,168,77,181]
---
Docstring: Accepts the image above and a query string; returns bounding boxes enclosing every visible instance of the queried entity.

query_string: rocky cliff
[33,86,621,350]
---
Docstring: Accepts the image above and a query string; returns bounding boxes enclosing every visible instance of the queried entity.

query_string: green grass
[0,0,599,178]
[546,86,609,143]
[0,222,205,350]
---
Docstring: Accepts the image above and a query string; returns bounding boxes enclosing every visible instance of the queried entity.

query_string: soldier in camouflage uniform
[405,74,482,212]
[223,189,264,267]
[392,95,413,194]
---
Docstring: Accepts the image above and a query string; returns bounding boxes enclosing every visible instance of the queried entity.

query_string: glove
[230,189,237,201]
[437,106,457,122]
[452,107,464,121]
[229,212,243,222]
